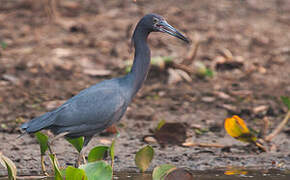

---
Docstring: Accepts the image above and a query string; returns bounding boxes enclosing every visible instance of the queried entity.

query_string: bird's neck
[127,25,151,97]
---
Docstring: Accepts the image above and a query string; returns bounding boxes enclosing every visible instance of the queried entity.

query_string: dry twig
[181,40,200,65]
[260,117,269,139]
[182,142,225,148]
[171,63,195,75]
[265,111,290,142]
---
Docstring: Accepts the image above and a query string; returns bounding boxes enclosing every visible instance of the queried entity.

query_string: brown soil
[1,0,290,176]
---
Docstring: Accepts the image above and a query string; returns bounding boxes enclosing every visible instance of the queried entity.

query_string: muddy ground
[0,0,290,176]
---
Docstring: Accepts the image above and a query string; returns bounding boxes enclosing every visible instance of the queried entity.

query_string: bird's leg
[76,145,88,167]
[47,132,69,156]
[41,155,49,176]
[75,135,92,167]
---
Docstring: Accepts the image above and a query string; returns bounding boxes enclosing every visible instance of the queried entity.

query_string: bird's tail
[21,104,67,133]
[20,111,56,133]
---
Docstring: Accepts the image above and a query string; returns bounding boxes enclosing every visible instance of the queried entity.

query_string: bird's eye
[153,18,158,24]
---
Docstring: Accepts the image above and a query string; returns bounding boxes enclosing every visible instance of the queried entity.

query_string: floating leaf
[49,154,63,180]
[66,137,84,153]
[0,152,17,180]
[65,166,87,180]
[135,145,154,172]
[35,132,49,155]
[88,146,109,162]
[80,161,112,180]
[281,96,290,110]
[152,164,176,180]
[224,115,257,143]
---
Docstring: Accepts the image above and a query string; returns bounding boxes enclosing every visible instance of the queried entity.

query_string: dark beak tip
[185,38,191,44]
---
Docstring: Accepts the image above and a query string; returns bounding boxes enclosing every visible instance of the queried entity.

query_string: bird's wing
[52,84,127,132]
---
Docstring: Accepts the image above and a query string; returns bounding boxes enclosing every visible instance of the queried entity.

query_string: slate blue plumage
[21,13,189,149]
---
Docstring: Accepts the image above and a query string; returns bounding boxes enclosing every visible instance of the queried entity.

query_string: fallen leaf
[168,68,182,85]
[155,123,187,146]
[2,74,20,85]
[83,69,111,76]
[201,96,215,103]
[253,105,268,114]
[43,100,66,110]
[214,91,232,100]
[143,136,158,144]
[99,139,112,145]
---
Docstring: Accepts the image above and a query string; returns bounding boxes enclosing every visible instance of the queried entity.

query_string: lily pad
[65,166,87,180]
[80,161,112,180]
[152,164,176,180]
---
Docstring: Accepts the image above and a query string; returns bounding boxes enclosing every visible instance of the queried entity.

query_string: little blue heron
[21,13,189,166]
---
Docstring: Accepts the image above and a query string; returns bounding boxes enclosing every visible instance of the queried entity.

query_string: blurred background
[0,0,290,174]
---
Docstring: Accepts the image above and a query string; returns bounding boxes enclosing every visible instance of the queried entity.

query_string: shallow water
[114,169,290,180]
[0,169,290,180]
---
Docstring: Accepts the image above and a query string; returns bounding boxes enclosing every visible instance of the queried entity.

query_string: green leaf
[281,96,290,110]
[65,166,87,180]
[152,164,176,180]
[125,65,132,73]
[195,61,214,78]
[1,41,7,49]
[35,132,49,155]
[60,169,66,178]
[0,153,17,180]
[66,137,84,153]
[135,145,154,172]
[49,154,63,180]
[110,139,116,170]
[205,68,214,78]
[80,161,112,180]
[88,146,109,162]
[124,56,173,73]
[156,120,166,131]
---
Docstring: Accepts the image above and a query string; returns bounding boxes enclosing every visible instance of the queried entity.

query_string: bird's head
[139,13,189,43]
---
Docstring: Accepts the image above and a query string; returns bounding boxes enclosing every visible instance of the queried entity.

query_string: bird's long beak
[157,20,190,43]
